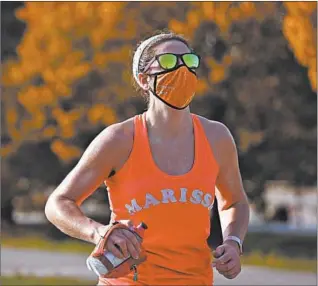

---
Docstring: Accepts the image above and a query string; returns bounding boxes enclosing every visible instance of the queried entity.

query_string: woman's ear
[138,73,150,91]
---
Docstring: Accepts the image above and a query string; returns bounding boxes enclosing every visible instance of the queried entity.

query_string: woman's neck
[145,104,193,140]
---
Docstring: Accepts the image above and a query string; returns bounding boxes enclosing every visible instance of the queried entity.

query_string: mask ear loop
[148,72,190,111]
[145,54,182,74]
[143,57,157,74]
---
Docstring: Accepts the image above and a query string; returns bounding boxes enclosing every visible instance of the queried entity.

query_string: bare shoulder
[196,115,234,145]
[49,117,135,203]
[99,117,134,146]
[195,115,237,165]
[81,116,135,168]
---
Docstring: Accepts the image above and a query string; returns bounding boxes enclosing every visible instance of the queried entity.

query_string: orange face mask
[150,66,198,110]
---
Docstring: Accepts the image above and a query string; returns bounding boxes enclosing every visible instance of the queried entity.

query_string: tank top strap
[128,113,154,176]
[191,114,219,176]
[133,113,146,151]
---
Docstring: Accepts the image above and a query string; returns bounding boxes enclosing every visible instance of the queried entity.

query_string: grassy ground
[1,275,96,286]
[2,233,317,273]
[241,252,317,273]
[242,230,317,260]
[1,233,92,254]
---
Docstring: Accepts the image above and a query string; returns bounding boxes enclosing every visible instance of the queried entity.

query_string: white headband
[132,35,164,84]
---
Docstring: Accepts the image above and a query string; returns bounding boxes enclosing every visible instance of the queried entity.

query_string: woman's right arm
[45,122,133,246]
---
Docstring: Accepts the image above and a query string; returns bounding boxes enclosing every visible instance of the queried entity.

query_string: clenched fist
[97,220,141,260]
[212,240,241,279]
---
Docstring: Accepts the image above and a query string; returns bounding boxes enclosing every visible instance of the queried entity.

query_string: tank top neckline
[140,112,200,180]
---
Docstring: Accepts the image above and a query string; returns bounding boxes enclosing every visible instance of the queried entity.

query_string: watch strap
[224,235,243,255]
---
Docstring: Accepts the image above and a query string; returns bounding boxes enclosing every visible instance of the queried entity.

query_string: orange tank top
[101,113,219,285]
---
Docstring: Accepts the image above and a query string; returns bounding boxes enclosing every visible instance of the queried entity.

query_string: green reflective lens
[156,53,200,70]
[158,54,177,69]
[182,54,200,69]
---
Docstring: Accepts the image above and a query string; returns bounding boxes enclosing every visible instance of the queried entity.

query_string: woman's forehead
[152,39,190,55]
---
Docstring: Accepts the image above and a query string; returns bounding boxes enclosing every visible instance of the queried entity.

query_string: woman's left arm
[206,121,250,279]
[215,126,250,249]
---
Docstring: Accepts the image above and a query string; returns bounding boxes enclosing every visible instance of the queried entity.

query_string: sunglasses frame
[144,52,201,73]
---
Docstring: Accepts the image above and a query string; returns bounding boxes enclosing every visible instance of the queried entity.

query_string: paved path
[2,247,316,285]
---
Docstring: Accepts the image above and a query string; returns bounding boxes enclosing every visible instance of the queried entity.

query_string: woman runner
[45,31,250,285]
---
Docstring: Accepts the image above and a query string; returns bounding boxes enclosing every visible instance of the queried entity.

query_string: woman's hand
[212,241,241,279]
[98,220,142,260]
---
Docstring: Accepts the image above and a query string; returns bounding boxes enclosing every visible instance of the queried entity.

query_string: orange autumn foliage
[2,2,189,162]
[1,2,316,163]
[2,2,126,162]
[170,2,279,86]
[51,139,82,162]
[169,2,316,91]
[237,129,264,153]
[283,2,317,91]
[168,1,316,152]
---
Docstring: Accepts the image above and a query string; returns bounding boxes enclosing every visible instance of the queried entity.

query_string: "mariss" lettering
[125,188,214,214]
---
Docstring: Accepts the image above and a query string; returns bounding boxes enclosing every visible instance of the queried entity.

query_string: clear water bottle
[86,222,148,280]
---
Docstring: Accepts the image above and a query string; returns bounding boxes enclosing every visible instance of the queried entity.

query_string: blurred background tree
[1,2,316,217]
[170,2,317,210]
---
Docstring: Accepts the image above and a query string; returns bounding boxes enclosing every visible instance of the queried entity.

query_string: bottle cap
[140,222,148,230]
